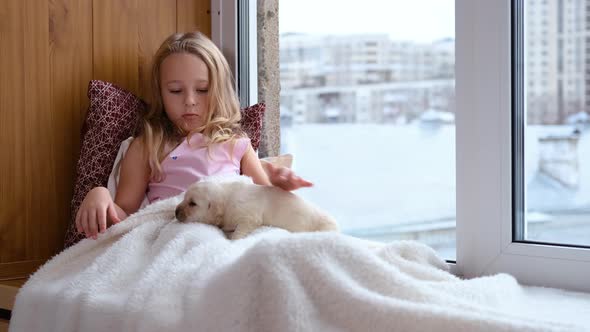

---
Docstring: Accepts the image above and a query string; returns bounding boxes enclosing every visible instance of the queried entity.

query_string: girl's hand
[75,187,121,240]
[267,163,313,191]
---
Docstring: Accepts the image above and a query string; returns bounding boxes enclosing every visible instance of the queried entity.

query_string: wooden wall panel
[92,0,182,100]
[177,0,211,36]
[138,0,176,98]
[0,0,27,264]
[49,0,93,256]
[22,0,54,261]
[0,0,210,280]
[93,0,141,97]
[0,0,61,277]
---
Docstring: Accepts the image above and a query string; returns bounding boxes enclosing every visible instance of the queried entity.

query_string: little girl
[76,31,311,240]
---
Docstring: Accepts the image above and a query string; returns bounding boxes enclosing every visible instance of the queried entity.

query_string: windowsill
[0,279,27,311]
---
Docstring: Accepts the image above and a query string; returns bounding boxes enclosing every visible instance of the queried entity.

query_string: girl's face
[160,52,210,133]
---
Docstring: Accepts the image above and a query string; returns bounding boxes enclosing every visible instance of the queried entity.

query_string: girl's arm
[75,138,149,240]
[241,144,313,191]
[241,144,272,186]
[76,139,150,239]
[114,136,151,219]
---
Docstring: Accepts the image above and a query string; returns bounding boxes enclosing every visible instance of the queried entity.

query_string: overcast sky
[279,0,455,43]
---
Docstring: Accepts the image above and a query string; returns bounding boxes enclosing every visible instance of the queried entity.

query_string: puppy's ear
[209,200,224,221]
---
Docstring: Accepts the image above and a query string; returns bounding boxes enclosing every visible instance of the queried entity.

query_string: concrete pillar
[257,0,280,157]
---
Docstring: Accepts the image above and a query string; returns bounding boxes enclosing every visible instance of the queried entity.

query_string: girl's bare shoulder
[125,136,148,162]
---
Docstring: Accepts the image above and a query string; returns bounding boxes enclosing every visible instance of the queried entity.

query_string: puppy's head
[175,182,222,225]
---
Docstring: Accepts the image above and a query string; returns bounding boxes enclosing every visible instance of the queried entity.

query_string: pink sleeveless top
[147,133,250,202]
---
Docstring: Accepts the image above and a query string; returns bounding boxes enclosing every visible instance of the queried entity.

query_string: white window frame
[211,0,258,107]
[211,0,237,75]
[456,0,590,292]
[221,0,590,292]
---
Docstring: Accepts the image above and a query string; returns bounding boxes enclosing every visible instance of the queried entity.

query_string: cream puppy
[175,178,339,239]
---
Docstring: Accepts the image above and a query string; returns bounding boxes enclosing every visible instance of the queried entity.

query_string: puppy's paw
[230,222,259,240]
[230,232,246,240]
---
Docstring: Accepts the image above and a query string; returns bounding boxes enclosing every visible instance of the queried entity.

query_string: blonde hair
[141,31,244,181]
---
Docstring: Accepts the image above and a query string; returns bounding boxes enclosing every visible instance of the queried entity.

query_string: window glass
[279,0,457,259]
[523,0,590,247]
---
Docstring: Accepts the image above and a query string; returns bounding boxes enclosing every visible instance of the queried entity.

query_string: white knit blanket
[9,195,590,332]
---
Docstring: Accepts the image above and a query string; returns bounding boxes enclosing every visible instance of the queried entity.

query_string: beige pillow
[260,153,293,174]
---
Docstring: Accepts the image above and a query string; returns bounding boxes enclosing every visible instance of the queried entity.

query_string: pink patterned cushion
[64,80,266,248]
[240,103,265,151]
[64,80,144,247]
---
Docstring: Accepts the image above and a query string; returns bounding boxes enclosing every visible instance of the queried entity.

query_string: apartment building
[527,0,589,124]
[280,33,455,124]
